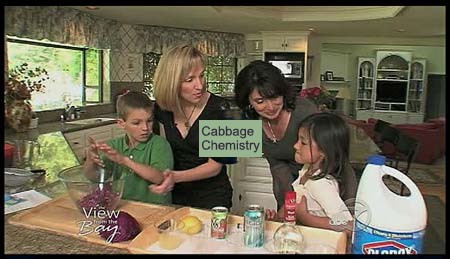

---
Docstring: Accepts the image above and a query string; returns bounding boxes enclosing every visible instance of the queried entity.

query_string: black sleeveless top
[154,93,236,210]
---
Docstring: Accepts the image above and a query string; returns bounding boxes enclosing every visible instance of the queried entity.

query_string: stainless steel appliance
[265,52,305,95]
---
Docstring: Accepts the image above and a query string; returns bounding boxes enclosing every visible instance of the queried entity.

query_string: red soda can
[284,191,296,224]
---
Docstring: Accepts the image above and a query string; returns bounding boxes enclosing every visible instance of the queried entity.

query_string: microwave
[269,60,303,78]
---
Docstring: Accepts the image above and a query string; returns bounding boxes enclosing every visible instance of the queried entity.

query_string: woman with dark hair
[234,60,317,209]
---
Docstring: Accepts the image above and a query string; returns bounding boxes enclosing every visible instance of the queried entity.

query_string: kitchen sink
[65,117,117,125]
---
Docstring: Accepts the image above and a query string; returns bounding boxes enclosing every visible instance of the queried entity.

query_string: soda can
[211,206,228,239]
[244,204,265,248]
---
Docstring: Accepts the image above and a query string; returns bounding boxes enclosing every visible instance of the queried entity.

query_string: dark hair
[234,60,296,119]
[116,91,153,120]
[299,112,357,201]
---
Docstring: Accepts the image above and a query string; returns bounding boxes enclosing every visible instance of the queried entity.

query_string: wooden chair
[393,133,419,195]
[373,119,393,146]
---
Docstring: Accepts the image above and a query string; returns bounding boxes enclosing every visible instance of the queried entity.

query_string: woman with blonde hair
[150,44,236,210]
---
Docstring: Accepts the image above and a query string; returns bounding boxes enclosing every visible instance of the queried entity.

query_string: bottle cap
[367,154,385,165]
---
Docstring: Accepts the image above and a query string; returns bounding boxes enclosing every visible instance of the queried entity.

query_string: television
[376,81,407,103]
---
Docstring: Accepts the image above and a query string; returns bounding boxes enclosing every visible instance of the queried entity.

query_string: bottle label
[352,219,425,254]
[284,191,296,224]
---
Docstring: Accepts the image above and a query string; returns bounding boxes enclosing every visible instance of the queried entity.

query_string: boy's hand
[148,170,174,194]
[86,137,104,167]
[96,143,127,165]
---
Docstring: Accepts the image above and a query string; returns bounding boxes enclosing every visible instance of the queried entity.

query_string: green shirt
[103,133,174,205]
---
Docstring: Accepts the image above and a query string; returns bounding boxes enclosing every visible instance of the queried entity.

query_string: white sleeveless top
[292,164,353,222]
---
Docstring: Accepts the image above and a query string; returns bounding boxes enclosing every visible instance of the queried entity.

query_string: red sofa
[346,117,445,164]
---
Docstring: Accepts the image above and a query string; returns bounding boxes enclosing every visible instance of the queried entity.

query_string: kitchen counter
[5,113,118,142]
[5,214,128,254]
[4,177,131,254]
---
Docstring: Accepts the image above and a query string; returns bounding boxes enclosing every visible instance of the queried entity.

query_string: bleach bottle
[352,154,427,254]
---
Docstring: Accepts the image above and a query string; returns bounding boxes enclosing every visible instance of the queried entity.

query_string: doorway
[425,74,446,120]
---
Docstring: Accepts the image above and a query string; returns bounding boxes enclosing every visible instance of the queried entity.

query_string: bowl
[5,167,44,187]
[57,165,124,213]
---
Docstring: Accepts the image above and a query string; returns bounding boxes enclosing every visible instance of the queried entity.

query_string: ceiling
[68,6,445,38]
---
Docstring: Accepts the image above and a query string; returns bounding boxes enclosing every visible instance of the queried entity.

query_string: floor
[413,155,446,204]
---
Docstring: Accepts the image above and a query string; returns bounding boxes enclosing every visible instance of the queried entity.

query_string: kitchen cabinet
[64,124,124,162]
[262,32,309,52]
[239,34,264,72]
[231,157,277,215]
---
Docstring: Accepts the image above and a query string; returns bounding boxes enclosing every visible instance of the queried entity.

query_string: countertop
[5,113,118,141]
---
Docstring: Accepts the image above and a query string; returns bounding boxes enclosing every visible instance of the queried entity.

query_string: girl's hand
[296,195,308,217]
[96,143,127,165]
[265,209,278,221]
[148,170,174,194]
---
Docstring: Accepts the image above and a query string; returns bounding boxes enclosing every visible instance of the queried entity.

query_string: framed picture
[325,71,334,81]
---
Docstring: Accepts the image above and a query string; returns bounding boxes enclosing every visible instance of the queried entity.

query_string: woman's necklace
[182,104,197,130]
[266,120,278,143]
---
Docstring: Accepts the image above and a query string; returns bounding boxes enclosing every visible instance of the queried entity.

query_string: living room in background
[6,37,104,111]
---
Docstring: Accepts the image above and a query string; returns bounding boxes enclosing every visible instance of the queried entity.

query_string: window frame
[6,38,104,107]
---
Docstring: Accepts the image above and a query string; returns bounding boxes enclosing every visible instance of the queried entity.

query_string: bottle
[352,155,427,254]
[284,191,296,224]
[273,223,304,254]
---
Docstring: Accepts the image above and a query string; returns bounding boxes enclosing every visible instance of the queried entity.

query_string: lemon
[177,215,203,235]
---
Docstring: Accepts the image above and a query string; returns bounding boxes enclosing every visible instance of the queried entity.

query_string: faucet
[63,105,76,121]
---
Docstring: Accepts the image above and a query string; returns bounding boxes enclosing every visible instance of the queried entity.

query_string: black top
[154,93,235,210]
[262,97,318,209]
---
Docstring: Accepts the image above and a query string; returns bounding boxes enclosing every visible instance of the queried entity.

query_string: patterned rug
[401,168,443,184]
[354,164,443,185]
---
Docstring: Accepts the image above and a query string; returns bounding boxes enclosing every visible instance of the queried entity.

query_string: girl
[266,112,357,234]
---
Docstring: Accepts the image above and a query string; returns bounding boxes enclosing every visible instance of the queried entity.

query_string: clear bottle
[273,223,304,254]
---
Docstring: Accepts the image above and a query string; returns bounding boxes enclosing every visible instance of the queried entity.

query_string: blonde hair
[153,44,206,114]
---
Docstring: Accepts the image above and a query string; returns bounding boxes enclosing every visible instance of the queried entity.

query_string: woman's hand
[148,170,174,194]
[96,143,127,165]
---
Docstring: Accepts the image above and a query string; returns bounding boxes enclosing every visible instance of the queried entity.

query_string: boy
[84,91,173,204]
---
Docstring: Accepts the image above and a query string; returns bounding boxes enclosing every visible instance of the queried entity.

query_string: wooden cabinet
[240,34,264,72]
[64,124,123,162]
[408,59,426,117]
[262,32,309,52]
[231,157,277,216]
[374,51,412,112]
[64,130,86,162]
[354,51,425,123]
[112,126,126,138]
[356,57,376,111]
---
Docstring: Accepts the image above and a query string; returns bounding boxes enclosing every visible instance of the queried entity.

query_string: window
[143,52,161,100]
[206,56,237,95]
[142,53,237,98]
[7,38,104,111]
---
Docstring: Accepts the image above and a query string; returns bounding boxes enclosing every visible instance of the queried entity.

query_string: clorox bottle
[352,154,427,254]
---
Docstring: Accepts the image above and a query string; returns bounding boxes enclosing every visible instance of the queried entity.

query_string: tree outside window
[7,38,103,111]
[142,53,237,98]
